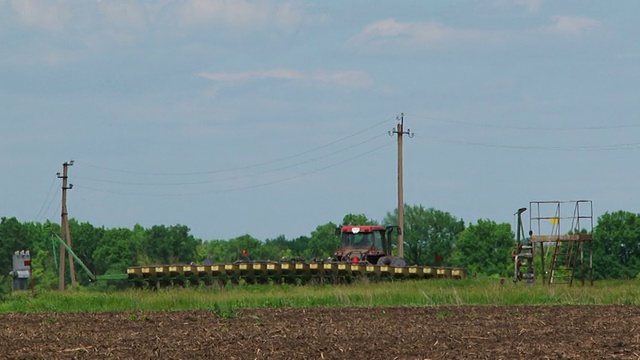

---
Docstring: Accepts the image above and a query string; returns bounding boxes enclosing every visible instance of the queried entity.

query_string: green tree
[93,227,137,275]
[0,217,32,292]
[23,221,58,290]
[384,205,464,265]
[592,211,640,279]
[289,235,310,257]
[305,222,340,260]
[129,224,147,265]
[142,224,200,264]
[198,239,228,263]
[450,219,514,277]
[68,219,105,283]
[225,234,262,262]
[262,235,294,260]
[341,213,378,226]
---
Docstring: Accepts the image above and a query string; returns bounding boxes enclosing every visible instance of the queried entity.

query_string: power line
[76,116,395,176]
[409,114,640,131]
[76,132,388,186]
[74,141,393,197]
[419,134,640,151]
[42,188,61,222]
[35,175,59,221]
[50,202,61,224]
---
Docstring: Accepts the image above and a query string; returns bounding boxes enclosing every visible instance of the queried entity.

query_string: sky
[1,0,639,241]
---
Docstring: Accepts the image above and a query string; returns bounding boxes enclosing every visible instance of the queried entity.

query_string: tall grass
[1,279,638,313]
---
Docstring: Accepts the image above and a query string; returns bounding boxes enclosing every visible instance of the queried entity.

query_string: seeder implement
[127,225,466,288]
[127,261,466,288]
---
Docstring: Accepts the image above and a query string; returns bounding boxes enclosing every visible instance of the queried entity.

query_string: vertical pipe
[540,241,545,285]
[590,201,594,285]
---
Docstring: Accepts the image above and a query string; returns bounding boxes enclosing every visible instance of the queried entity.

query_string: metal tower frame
[529,200,594,286]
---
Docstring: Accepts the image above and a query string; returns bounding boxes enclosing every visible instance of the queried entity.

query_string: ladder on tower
[549,238,578,285]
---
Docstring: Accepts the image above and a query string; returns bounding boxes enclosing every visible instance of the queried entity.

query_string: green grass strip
[1,279,639,313]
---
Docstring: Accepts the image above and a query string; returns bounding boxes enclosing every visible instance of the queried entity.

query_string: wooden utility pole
[390,113,412,258]
[57,160,77,291]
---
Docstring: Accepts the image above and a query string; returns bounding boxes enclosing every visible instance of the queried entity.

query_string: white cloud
[9,0,70,31]
[199,69,373,88]
[348,18,496,49]
[5,0,304,34]
[542,15,600,35]
[4,0,150,45]
[1,0,307,67]
[176,0,303,32]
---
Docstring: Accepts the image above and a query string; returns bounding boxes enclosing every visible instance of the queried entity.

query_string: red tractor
[333,225,406,266]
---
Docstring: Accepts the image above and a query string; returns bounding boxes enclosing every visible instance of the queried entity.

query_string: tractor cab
[334,225,397,264]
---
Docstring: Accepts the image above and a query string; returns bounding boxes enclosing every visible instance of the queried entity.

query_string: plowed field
[2,305,639,359]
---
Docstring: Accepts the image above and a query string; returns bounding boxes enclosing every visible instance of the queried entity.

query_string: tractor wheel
[376,256,392,266]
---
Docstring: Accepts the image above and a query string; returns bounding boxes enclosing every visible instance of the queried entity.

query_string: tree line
[1,204,639,292]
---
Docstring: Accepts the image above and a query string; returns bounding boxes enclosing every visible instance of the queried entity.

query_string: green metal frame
[51,232,127,282]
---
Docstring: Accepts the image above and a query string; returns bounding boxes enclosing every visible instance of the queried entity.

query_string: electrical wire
[41,188,61,223]
[418,134,640,151]
[34,176,58,221]
[74,141,393,197]
[408,114,640,131]
[75,132,388,186]
[75,116,396,176]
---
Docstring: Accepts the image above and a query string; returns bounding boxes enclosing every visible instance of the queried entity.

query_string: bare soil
[1,305,639,359]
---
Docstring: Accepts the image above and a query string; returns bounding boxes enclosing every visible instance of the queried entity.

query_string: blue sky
[2,0,638,241]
